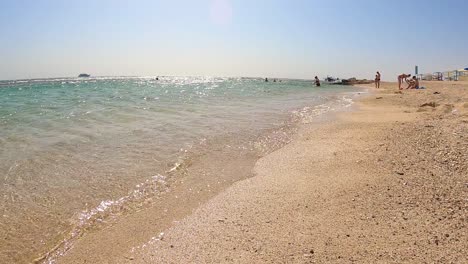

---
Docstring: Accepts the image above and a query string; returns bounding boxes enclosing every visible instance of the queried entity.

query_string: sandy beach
[54,81,467,263]
[3,2,467,263]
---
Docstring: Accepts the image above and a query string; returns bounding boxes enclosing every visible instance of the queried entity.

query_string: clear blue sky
[1,0,467,80]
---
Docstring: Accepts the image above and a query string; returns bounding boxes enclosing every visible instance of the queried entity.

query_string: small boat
[78,73,91,78]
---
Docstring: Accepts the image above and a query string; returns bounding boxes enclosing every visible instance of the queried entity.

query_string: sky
[0,0,467,81]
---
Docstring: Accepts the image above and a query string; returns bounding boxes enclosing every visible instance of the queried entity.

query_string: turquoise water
[0,76,356,262]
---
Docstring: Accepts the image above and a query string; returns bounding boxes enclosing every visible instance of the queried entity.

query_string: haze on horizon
[1,0,467,81]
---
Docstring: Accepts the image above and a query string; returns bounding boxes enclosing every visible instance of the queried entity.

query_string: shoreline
[38,81,467,263]
[38,87,361,263]
[119,81,467,263]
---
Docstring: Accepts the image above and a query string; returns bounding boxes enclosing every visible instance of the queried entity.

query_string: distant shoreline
[0,75,373,83]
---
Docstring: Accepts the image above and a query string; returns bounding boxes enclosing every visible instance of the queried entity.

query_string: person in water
[314,76,321,87]
[406,76,420,89]
[397,73,411,90]
[265,78,269,82]
[375,71,381,88]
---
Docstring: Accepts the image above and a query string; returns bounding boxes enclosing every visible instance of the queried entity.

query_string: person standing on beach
[314,76,321,87]
[375,71,381,88]
[398,73,411,90]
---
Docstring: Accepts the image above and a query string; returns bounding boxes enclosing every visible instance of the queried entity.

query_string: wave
[40,174,169,263]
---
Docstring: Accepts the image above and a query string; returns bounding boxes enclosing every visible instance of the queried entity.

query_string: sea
[0,76,361,262]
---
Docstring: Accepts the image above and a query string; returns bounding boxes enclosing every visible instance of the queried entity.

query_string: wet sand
[60,81,467,263]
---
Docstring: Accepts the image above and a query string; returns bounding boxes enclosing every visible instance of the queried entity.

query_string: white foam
[292,94,354,124]
[44,174,168,263]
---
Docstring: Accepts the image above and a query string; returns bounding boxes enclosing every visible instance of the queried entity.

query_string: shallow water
[0,76,357,262]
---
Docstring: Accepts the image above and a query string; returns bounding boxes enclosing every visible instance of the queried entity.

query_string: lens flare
[209,0,233,26]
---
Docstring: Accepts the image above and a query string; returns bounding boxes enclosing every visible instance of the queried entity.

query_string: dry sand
[58,81,467,263]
